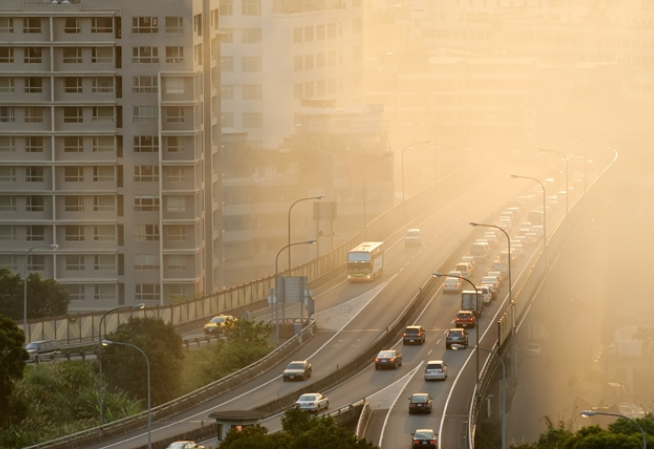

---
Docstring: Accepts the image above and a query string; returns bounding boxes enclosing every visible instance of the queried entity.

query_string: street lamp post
[454,344,506,449]
[102,340,151,449]
[580,410,646,449]
[538,147,569,213]
[363,158,392,240]
[511,174,547,265]
[287,196,323,271]
[24,244,58,334]
[432,272,481,386]
[561,133,588,192]
[401,140,430,205]
[274,240,316,345]
[98,303,145,425]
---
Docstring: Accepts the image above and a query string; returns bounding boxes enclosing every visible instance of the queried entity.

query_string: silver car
[424,360,448,381]
[295,392,329,412]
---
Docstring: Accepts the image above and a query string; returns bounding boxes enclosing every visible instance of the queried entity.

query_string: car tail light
[403,333,407,336]
[413,440,420,445]
[375,358,379,362]
[389,358,395,362]
[430,440,436,444]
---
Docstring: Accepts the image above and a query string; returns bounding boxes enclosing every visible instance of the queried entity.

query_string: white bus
[347,241,384,281]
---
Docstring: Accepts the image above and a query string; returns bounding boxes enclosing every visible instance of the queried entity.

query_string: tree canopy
[0,269,70,321]
[102,316,184,406]
[0,313,28,427]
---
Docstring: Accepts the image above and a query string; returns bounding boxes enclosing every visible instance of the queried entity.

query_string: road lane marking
[378,363,423,448]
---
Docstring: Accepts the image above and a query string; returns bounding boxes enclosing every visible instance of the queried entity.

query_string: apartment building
[219,0,364,149]
[0,0,221,311]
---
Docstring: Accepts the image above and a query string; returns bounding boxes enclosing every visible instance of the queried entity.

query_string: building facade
[0,0,222,311]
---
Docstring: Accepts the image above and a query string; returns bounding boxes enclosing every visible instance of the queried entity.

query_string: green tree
[0,313,28,426]
[102,316,184,406]
[222,319,274,369]
[0,269,70,320]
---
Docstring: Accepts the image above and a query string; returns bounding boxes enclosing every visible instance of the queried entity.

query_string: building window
[63,47,82,63]
[91,17,113,34]
[133,106,158,123]
[193,14,202,36]
[94,255,116,271]
[93,195,115,212]
[64,136,83,153]
[304,54,314,70]
[133,76,158,93]
[0,255,17,271]
[66,285,84,301]
[242,56,261,72]
[64,77,82,93]
[243,112,262,128]
[26,136,43,152]
[135,283,160,301]
[165,77,185,94]
[165,136,183,153]
[317,25,325,40]
[0,48,14,63]
[242,0,261,15]
[0,197,16,212]
[0,226,17,241]
[93,107,114,123]
[221,112,233,127]
[26,226,45,244]
[166,17,183,33]
[166,196,185,212]
[134,196,159,212]
[134,254,159,270]
[94,225,115,241]
[23,18,41,34]
[221,86,233,99]
[132,47,159,63]
[27,255,45,271]
[167,255,186,270]
[65,255,84,271]
[134,136,159,153]
[0,167,16,182]
[92,77,114,93]
[221,28,233,43]
[293,27,302,43]
[65,196,84,212]
[132,17,158,34]
[220,56,233,72]
[92,47,113,63]
[134,166,159,182]
[304,26,314,42]
[25,77,42,93]
[293,55,302,71]
[134,224,160,241]
[0,18,14,33]
[166,225,186,241]
[242,28,262,43]
[93,166,114,182]
[26,196,45,212]
[25,107,43,123]
[94,284,116,301]
[64,17,80,34]
[327,24,336,39]
[93,136,114,152]
[63,107,83,123]
[26,166,44,182]
[194,43,203,65]
[0,106,15,122]
[0,78,14,93]
[0,136,15,152]
[166,107,185,123]
[165,46,184,63]
[24,47,42,64]
[166,167,185,182]
[220,0,233,15]
[242,85,262,100]
[64,166,84,182]
[65,225,85,242]
[317,52,325,68]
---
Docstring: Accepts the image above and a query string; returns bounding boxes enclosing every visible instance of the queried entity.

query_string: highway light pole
[287,196,323,271]
[401,140,430,205]
[274,240,316,345]
[562,133,588,193]
[580,410,646,449]
[511,174,547,266]
[24,244,58,335]
[537,147,569,213]
[102,340,151,449]
[98,303,145,424]
[432,272,481,387]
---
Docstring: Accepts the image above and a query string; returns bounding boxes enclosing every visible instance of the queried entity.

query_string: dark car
[408,393,433,414]
[283,360,312,381]
[445,328,469,349]
[455,311,476,328]
[411,428,438,448]
[403,325,426,345]
[374,349,402,370]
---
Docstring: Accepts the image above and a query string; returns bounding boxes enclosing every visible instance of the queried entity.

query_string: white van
[470,242,491,260]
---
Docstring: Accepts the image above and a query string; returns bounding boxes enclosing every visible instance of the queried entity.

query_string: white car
[487,271,504,287]
[481,276,500,293]
[476,285,493,305]
[295,393,329,412]
[166,442,205,449]
[443,271,463,292]
[424,360,448,381]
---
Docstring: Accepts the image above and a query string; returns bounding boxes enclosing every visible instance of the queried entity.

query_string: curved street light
[511,174,548,266]
[401,140,430,204]
[561,133,588,192]
[274,240,316,345]
[287,196,323,271]
[432,272,481,386]
[102,339,151,449]
[580,410,646,449]
[538,147,570,213]
[98,303,145,424]
[24,243,58,333]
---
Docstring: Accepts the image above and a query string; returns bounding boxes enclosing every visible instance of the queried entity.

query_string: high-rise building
[0,0,221,311]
